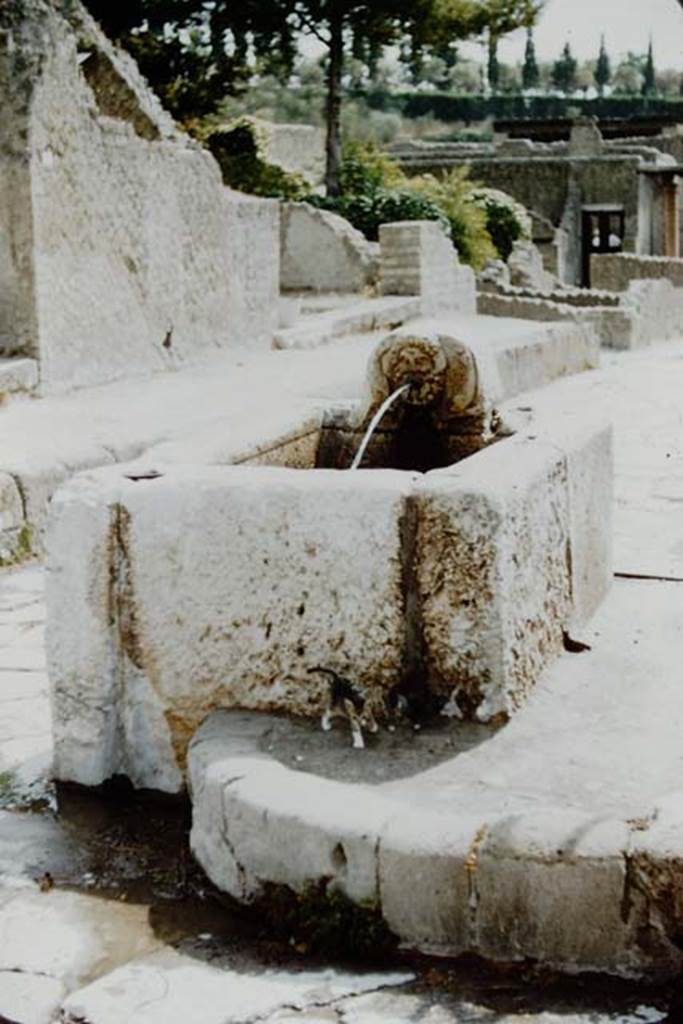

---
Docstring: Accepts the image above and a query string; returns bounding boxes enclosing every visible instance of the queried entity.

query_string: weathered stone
[48,465,416,791]
[0,472,23,534]
[416,435,573,720]
[591,253,683,292]
[0,972,65,1024]
[0,0,278,392]
[379,221,476,315]
[280,202,378,293]
[507,239,554,291]
[475,813,641,975]
[378,811,481,953]
[189,712,392,903]
[61,948,413,1024]
[0,884,160,991]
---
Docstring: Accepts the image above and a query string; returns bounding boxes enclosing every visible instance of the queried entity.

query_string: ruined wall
[0,0,279,392]
[591,253,683,291]
[0,15,40,357]
[280,202,378,293]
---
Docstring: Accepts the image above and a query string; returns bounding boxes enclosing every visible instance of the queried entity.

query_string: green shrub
[338,140,406,194]
[204,118,308,200]
[311,187,448,242]
[407,169,497,270]
[469,186,531,261]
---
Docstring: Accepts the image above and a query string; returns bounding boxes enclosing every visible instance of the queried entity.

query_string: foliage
[362,90,683,121]
[522,26,539,90]
[338,140,406,193]
[642,41,657,97]
[469,186,530,259]
[407,169,497,268]
[203,119,309,199]
[312,186,449,241]
[551,42,578,95]
[83,0,544,191]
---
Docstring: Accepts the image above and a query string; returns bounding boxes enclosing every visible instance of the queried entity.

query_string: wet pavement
[0,563,678,1024]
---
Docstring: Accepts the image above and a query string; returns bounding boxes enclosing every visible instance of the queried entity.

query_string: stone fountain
[46,319,612,793]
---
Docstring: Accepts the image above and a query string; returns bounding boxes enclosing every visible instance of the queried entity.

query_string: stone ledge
[187,708,683,979]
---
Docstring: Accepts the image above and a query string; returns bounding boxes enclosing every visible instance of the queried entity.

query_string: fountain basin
[46,410,611,792]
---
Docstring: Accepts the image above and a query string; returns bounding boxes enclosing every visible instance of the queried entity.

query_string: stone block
[378,811,482,953]
[536,414,613,627]
[189,723,390,904]
[47,465,416,791]
[379,221,476,315]
[416,435,572,720]
[280,202,378,293]
[0,472,24,534]
[475,812,639,975]
[60,948,412,1024]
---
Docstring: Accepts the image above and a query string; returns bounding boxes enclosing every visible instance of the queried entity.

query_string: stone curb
[188,710,683,981]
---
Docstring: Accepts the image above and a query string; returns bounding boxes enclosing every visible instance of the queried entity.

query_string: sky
[461,0,683,68]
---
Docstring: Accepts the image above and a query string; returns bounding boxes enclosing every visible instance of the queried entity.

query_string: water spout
[350,383,412,470]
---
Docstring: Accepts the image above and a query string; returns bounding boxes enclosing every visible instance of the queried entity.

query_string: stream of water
[349,382,412,470]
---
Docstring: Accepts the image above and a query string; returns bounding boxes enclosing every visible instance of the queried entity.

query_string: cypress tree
[552,41,578,94]
[642,39,656,96]
[522,26,539,90]
[488,32,500,93]
[595,35,611,96]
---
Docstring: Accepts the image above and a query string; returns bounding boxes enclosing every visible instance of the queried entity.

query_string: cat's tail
[307,666,340,680]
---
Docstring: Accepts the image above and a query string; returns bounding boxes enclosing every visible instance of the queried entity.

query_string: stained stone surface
[0,0,278,391]
[47,466,416,791]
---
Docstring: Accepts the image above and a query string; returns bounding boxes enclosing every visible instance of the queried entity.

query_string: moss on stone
[255,879,398,963]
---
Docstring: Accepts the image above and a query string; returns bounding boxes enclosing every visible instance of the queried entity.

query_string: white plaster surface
[61,949,412,1024]
[280,202,378,293]
[0,883,161,992]
[0,971,65,1024]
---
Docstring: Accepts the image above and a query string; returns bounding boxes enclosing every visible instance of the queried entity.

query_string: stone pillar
[664,179,679,258]
[379,220,476,315]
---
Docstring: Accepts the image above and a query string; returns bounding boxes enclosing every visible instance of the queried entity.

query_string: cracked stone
[61,948,413,1024]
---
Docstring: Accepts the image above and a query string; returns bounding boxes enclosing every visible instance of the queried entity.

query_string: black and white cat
[307,667,380,749]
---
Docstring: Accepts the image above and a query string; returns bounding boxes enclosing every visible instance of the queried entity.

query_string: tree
[595,35,611,96]
[612,51,645,95]
[551,41,578,94]
[487,32,500,92]
[522,26,539,90]
[85,0,543,196]
[642,39,656,96]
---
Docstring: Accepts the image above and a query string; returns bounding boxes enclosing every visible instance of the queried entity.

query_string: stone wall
[479,273,683,350]
[591,252,683,292]
[0,0,279,392]
[280,202,378,293]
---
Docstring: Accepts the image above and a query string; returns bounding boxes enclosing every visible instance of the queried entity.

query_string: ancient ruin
[5,0,683,1018]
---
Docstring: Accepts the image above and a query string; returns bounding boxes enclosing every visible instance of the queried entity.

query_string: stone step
[0,358,38,395]
[273,295,420,350]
